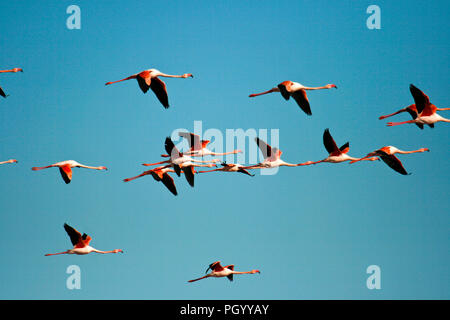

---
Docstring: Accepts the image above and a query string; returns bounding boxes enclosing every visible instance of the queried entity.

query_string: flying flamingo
[32,160,107,184]
[0,68,23,98]
[387,84,450,128]
[105,68,193,108]
[161,132,242,158]
[241,137,310,170]
[350,146,429,175]
[0,159,18,165]
[249,81,337,115]
[45,223,123,256]
[142,137,218,187]
[198,162,255,176]
[188,261,260,283]
[123,165,180,196]
[301,129,379,166]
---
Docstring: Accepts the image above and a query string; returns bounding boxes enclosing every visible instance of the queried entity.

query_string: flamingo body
[32,160,107,184]
[45,223,123,256]
[249,81,337,115]
[105,68,193,108]
[350,145,429,175]
[386,84,450,128]
[198,162,255,176]
[242,137,308,170]
[188,261,260,283]
[301,129,379,166]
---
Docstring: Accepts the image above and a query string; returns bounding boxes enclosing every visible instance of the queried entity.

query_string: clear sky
[0,1,448,299]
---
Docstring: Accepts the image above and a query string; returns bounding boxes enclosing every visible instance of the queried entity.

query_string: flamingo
[105,68,193,108]
[241,137,310,170]
[249,81,337,115]
[0,159,18,165]
[45,223,123,256]
[142,137,218,187]
[301,129,379,166]
[123,165,179,196]
[188,261,260,283]
[387,84,450,128]
[31,160,107,184]
[350,146,429,175]
[161,132,242,157]
[0,68,23,98]
[198,162,255,176]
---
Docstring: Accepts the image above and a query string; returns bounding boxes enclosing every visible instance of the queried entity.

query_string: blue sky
[0,1,448,299]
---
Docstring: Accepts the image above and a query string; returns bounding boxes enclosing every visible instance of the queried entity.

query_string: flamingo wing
[161,172,178,196]
[405,106,424,129]
[376,150,409,175]
[150,77,169,108]
[179,132,202,151]
[165,137,182,159]
[323,129,340,155]
[339,142,350,154]
[81,233,92,247]
[255,137,272,160]
[225,265,235,281]
[59,165,73,184]
[291,89,312,115]
[0,85,6,98]
[206,261,224,273]
[409,84,430,114]
[238,168,255,176]
[136,72,151,93]
[64,223,83,247]
[221,162,233,168]
[182,165,195,187]
[149,170,163,182]
[277,83,291,100]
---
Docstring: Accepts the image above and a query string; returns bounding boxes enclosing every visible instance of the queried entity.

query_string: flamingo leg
[31,165,54,171]
[386,120,416,127]
[105,75,136,86]
[45,251,69,256]
[379,109,406,120]
[197,168,223,173]
[142,160,171,167]
[188,275,211,283]
[249,88,278,98]
[123,171,151,182]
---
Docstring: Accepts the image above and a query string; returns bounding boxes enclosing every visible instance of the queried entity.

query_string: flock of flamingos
[1,66,449,283]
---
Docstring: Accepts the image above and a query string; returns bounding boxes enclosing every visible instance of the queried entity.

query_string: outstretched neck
[78,165,105,170]
[281,161,300,167]
[105,75,136,85]
[91,248,121,254]
[303,84,336,90]
[231,270,260,275]
[395,148,428,154]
